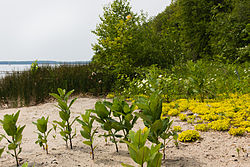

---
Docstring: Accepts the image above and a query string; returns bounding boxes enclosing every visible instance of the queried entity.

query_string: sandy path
[0,98,249,167]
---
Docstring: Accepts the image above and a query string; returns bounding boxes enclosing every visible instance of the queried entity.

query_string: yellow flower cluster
[228,127,246,136]
[162,93,250,135]
[208,119,230,131]
[173,126,182,132]
[106,93,115,99]
[178,130,200,142]
[179,113,187,121]
[195,124,209,132]
[168,109,180,116]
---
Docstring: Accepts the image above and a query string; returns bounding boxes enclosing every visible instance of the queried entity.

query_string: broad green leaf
[95,102,110,119]
[134,113,152,125]
[16,125,25,142]
[151,120,163,135]
[0,147,5,157]
[59,111,70,121]
[125,114,133,122]
[49,93,61,100]
[136,147,150,165]
[8,143,17,150]
[57,99,68,111]
[103,101,113,109]
[13,110,20,123]
[123,103,130,114]
[83,141,92,146]
[69,98,77,108]
[77,119,88,127]
[148,152,162,167]
[65,89,74,101]
[57,88,65,97]
[2,114,17,136]
[80,130,90,139]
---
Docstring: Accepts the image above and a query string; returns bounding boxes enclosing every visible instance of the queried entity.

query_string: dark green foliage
[122,129,162,167]
[0,110,25,167]
[123,61,249,101]
[33,116,52,154]
[77,110,97,160]
[50,88,79,149]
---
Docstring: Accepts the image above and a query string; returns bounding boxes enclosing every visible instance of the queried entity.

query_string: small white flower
[179,78,182,81]
[142,79,147,84]
[159,75,163,78]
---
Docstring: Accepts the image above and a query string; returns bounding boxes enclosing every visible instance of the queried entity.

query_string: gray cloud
[0,0,171,61]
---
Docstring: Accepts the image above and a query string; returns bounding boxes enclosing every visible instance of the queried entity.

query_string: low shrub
[208,119,230,131]
[228,127,245,136]
[178,130,200,142]
[195,124,209,132]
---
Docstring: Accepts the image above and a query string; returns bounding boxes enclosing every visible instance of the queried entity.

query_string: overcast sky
[0,0,171,61]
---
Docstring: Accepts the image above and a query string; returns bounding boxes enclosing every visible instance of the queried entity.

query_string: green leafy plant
[77,110,98,160]
[50,88,78,149]
[0,110,26,167]
[122,128,162,167]
[33,116,52,154]
[105,98,138,141]
[30,60,39,75]
[91,101,124,152]
[135,92,172,144]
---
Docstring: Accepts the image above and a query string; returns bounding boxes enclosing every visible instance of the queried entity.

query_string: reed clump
[0,64,113,107]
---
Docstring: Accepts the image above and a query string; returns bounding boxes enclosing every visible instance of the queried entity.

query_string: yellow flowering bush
[178,130,200,142]
[208,119,230,131]
[228,127,245,136]
[199,113,219,121]
[164,93,249,136]
[196,119,203,123]
[195,124,209,132]
[168,109,180,116]
[173,126,182,132]
[246,127,250,133]
[179,113,187,121]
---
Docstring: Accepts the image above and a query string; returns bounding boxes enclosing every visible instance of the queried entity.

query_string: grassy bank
[0,64,113,107]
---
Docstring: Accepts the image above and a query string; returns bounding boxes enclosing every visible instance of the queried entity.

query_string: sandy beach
[0,97,249,167]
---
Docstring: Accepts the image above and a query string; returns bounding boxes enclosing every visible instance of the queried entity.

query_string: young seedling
[160,129,178,160]
[91,101,124,152]
[105,98,138,141]
[33,116,52,154]
[50,88,78,149]
[122,128,162,167]
[135,92,172,144]
[77,110,98,160]
[0,110,26,167]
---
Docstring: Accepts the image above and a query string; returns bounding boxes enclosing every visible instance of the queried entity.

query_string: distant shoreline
[0,60,91,65]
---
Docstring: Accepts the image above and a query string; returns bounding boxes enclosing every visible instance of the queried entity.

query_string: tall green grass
[0,64,113,107]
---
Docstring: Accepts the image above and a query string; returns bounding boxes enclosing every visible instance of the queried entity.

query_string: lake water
[0,64,31,78]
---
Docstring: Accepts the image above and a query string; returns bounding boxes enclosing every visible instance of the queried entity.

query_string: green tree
[209,0,250,63]
[92,0,146,78]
